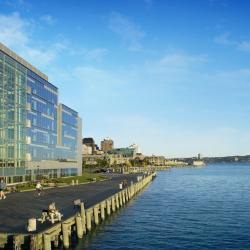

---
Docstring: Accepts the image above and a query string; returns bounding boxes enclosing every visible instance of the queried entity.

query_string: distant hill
[171,155,250,165]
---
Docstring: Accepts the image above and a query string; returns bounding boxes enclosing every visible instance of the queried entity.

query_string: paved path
[0,174,138,234]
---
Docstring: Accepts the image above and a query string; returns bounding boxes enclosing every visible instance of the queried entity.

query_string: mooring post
[43,234,51,250]
[86,209,92,231]
[54,235,59,248]
[80,202,87,234]
[130,184,134,197]
[111,196,116,212]
[119,192,123,206]
[122,190,126,204]
[101,202,105,220]
[94,205,99,225]
[116,194,120,209]
[62,223,70,249]
[13,235,22,250]
[76,215,84,238]
[125,189,129,201]
[29,234,36,250]
[106,199,111,215]
[128,187,131,199]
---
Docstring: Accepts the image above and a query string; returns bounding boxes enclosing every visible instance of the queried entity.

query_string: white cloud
[213,32,234,45]
[0,12,29,47]
[0,12,67,69]
[85,48,108,60]
[3,0,31,9]
[73,66,123,88]
[214,32,250,53]
[109,12,145,51]
[154,53,207,69]
[237,41,250,52]
[40,15,56,25]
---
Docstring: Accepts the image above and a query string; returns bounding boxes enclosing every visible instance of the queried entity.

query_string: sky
[0,0,250,157]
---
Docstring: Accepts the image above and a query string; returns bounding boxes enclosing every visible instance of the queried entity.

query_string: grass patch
[49,173,107,185]
[9,173,108,192]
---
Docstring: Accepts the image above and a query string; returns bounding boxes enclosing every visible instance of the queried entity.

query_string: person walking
[0,179,6,200]
[36,181,43,196]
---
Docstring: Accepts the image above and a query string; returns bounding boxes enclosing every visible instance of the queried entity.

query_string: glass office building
[0,43,82,183]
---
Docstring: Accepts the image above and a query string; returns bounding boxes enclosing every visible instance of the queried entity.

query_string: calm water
[71,163,250,249]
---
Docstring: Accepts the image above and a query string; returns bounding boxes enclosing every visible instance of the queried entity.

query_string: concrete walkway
[0,174,138,234]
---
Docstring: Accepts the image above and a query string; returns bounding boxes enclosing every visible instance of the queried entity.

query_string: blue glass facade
[0,43,82,183]
[26,71,58,162]
[57,104,78,161]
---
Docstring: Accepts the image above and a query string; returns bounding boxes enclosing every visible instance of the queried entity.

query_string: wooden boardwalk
[0,174,137,234]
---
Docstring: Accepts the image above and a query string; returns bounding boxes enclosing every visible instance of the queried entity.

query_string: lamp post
[37,165,40,180]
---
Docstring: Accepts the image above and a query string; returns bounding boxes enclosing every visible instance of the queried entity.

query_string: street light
[37,165,40,180]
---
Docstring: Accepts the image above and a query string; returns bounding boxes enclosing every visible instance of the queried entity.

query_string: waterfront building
[0,43,82,183]
[101,138,114,153]
[129,144,139,154]
[106,154,130,165]
[82,144,92,155]
[108,147,136,158]
[146,155,166,166]
[82,137,96,154]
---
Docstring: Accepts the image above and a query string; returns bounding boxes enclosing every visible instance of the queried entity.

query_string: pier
[0,172,156,249]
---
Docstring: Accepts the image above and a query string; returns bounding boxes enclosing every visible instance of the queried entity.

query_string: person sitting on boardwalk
[36,181,43,196]
[0,179,6,200]
[48,202,62,224]
[39,202,63,224]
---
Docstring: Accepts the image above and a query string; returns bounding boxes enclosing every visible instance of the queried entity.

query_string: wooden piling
[119,192,123,206]
[106,199,111,215]
[94,205,99,225]
[116,194,120,209]
[80,202,87,234]
[86,209,92,232]
[112,196,116,212]
[43,234,51,250]
[53,235,59,248]
[76,215,83,238]
[62,223,70,249]
[122,191,126,204]
[101,202,105,220]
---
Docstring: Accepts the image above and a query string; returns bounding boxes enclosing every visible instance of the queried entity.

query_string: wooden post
[122,191,126,204]
[119,192,123,206]
[128,187,131,199]
[94,205,99,225]
[101,202,105,221]
[116,194,120,209]
[54,235,59,248]
[125,189,129,202]
[76,215,83,238]
[62,223,70,249]
[111,196,116,212]
[29,235,36,250]
[80,202,86,234]
[106,199,111,215]
[43,234,51,250]
[86,210,92,232]
[13,235,22,250]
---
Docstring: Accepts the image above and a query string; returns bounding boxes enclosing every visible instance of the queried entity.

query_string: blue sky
[0,0,250,157]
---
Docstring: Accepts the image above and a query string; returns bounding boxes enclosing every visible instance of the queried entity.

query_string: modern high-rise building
[101,138,114,153]
[0,43,82,183]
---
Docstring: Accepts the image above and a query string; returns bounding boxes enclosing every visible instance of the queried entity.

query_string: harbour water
[70,163,250,249]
